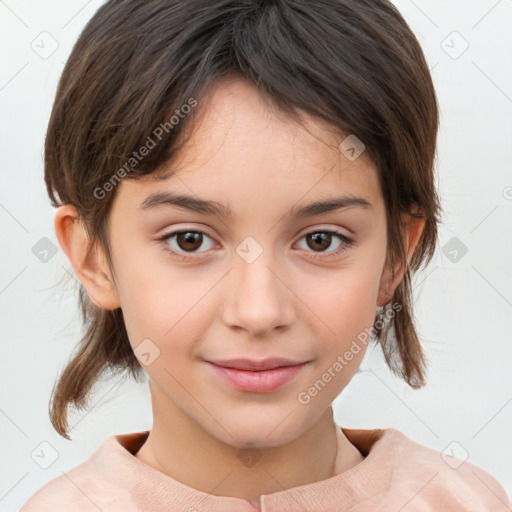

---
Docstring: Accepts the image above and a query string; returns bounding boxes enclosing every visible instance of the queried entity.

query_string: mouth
[205,358,309,393]
[206,357,307,371]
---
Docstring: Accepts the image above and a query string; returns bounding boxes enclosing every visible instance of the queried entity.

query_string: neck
[135,381,364,507]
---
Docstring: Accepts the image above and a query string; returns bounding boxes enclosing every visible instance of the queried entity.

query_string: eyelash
[157,228,354,261]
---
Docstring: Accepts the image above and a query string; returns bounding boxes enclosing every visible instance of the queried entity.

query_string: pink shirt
[21,426,511,511]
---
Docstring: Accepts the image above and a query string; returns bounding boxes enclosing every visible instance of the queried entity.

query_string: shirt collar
[90,425,396,511]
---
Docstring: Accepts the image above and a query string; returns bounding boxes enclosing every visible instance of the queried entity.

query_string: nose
[221,251,296,337]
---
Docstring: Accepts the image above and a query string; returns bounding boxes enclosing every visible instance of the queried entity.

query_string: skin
[55,76,425,509]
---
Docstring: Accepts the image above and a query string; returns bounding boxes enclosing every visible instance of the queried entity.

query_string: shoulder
[19,464,132,512]
[19,433,145,512]
[381,428,511,510]
[20,470,99,512]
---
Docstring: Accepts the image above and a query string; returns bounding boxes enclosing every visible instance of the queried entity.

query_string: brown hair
[45,0,441,439]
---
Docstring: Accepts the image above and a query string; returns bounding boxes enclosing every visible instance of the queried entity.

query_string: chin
[205,409,307,449]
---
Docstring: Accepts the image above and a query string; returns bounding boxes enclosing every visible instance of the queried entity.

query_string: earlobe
[376,274,394,307]
[54,205,121,310]
[376,211,426,307]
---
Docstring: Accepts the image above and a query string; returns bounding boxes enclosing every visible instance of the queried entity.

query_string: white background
[1,0,511,510]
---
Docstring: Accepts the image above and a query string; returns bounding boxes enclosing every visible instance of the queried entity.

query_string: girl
[21,0,510,510]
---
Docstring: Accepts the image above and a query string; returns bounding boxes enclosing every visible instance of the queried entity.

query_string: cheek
[116,255,214,355]
[303,259,382,339]
[297,266,379,405]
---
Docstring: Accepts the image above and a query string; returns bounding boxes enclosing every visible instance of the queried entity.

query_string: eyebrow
[139,191,372,218]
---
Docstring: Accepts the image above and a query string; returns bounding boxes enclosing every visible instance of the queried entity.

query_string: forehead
[114,76,383,217]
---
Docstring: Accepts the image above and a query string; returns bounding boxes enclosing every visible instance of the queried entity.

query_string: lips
[206,357,306,371]
[205,358,309,393]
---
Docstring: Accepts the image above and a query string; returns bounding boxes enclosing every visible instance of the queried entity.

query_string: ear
[377,208,426,307]
[54,204,121,310]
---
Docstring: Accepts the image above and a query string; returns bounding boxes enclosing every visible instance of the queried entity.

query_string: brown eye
[176,232,203,252]
[296,230,354,259]
[305,232,333,252]
[159,230,216,256]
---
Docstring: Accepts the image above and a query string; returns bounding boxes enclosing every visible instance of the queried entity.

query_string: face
[101,77,391,448]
